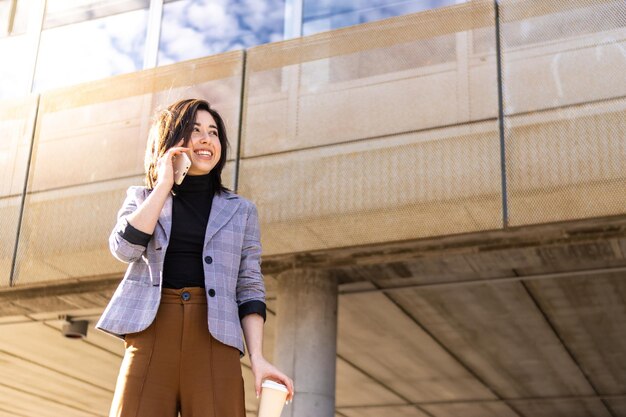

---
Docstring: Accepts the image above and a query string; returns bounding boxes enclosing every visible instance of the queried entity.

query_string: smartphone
[172,152,192,185]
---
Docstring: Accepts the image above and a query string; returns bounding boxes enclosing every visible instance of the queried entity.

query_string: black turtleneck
[161,173,215,288]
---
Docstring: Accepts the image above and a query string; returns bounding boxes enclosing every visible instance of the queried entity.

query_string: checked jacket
[96,186,266,356]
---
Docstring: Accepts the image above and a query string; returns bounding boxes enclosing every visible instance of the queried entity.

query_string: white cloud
[185,1,240,39]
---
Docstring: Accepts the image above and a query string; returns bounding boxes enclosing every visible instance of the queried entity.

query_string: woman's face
[185,109,222,176]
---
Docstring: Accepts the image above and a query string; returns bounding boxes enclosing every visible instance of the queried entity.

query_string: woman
[96,98,294,417]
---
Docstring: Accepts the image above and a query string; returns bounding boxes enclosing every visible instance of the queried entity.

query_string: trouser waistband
[160,287,207,304]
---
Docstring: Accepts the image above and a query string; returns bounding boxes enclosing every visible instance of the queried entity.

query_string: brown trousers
[109,287,246,417]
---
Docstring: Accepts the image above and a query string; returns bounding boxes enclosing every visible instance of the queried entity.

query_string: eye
[193,127,200,132]
[209,130,218,136]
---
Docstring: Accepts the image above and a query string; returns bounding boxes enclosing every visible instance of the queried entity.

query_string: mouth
[193,149,214,160]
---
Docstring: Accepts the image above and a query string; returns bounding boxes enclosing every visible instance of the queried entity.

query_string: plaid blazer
[96,186,265,355]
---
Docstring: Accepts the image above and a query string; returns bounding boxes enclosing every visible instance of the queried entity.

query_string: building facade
[1,1,626,416]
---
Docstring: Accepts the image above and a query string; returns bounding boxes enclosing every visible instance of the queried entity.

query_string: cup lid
[262,380,289,393]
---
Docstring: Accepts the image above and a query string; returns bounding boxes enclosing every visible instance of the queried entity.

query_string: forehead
[195,109,216,126]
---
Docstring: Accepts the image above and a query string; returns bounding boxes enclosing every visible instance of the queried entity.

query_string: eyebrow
[194,123,218,129]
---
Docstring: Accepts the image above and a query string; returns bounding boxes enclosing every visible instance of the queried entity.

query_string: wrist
[154,180,173,192]
[249,352,264,361]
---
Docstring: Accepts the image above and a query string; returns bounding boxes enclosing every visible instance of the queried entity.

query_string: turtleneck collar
[175,172,214,194]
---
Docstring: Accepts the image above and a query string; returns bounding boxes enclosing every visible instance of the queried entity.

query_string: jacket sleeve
[236,201,267,322]
[109,186,151,263]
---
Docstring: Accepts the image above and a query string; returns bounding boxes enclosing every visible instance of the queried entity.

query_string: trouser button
[181,291,191,301]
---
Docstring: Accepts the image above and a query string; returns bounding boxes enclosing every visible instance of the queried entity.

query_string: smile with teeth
[194,149,213,158]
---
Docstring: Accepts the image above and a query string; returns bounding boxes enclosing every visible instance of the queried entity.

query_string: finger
[286,378,295,402]
[164,147,190,160]
[274,374,294,402]
[255,377,262,399]
[168,146,190,155]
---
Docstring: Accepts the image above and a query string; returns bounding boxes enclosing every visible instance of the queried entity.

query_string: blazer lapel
[156,192,173,243]
[204,191,240,247]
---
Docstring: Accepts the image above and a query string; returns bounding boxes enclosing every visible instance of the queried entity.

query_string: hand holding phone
[172,152,192,185]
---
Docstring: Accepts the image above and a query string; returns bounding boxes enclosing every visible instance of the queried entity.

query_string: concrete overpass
[1,1,625,416]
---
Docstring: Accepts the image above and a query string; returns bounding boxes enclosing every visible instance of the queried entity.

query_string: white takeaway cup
[258,380,289,417]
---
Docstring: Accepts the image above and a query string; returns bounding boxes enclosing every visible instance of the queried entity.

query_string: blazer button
[208,289,216,297]
[204,256,213,264]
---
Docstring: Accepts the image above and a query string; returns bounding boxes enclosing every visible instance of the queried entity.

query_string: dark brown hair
[144,98,230,193]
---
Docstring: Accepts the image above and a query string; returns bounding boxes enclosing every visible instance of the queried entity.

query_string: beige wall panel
[0,196,22,287]
[506,104,626,226]
[243,62,490,157]
[242,1,497,158]
[295,69,458,148]
[30,98,149,191]
[468,58,499,120]
[13,177,140,285]
[0,128,29,209]
[240,124,502,254]
[391,283,595,398]
[0,118,32,196]
[243,92,289,155]
[338,292,494,402]
[502,36,626,114]
[500,0,626,114]
[501,0,626,225]
[0,97,37,287]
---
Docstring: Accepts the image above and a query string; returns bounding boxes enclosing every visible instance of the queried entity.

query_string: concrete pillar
[274,268,338,417]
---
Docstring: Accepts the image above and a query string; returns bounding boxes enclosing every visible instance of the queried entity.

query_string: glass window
[0,35,30,98]
[0,0,41,99]
[158,0,285,66]
[0,0,11,37]
[33,5,149,92]
[302,0,462,36]
[44,0,149,29]
[0,0,37,36]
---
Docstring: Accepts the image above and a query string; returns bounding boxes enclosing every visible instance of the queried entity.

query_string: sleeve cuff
[118,220,152,247]
[239,300,267,322]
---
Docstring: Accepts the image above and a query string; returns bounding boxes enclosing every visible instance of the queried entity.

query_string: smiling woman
[97,98,295,416]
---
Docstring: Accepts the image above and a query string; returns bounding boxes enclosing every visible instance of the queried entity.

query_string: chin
[189,164,215,176]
